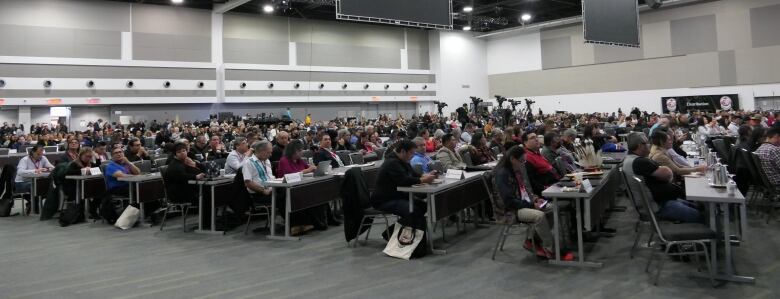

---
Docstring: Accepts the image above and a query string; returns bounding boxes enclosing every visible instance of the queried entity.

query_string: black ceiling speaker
[240,82,247,88]
[163,81,171,88]
[319,83,325,89]
[43,80,52,88]
[422,84,428,90]
[127,81,134,88]
[267,82,274,88]
[364,84,370,89]
[0,79,5,88]
[404,84,409,90]
[293,83,300,89]
[86,80,95,88]
[384,84,390,89]
[197,81,205,88]
[647,0,662,9]
[342,83,348,89]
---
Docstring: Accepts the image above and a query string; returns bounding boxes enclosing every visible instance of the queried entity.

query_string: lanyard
[33,158,41,169]
[250,159,268,182]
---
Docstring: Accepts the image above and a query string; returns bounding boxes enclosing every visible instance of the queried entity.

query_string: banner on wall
[661,94,739,113]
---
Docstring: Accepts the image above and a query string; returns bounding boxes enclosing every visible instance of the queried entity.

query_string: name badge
[445,169,465,180]
[89,167,102,175]
[284,172,302,183]
[582,179,594,193]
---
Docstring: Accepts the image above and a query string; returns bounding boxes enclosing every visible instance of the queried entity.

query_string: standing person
[456,104,469,129]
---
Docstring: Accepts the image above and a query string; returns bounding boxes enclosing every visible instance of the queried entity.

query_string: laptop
[314,161,332,177]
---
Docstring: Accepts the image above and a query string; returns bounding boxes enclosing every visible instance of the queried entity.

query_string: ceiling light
[263,4,274,13]
[463,6,473,12]
[521,13,532,22]
[463,26,472,31]
[171,0,184,4]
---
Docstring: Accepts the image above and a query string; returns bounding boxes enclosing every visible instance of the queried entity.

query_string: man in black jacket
[371,140,437,229]
[313,135,344,168]
[163,143,205,206]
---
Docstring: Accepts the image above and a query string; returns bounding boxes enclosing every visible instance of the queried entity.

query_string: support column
[18,106,31,134]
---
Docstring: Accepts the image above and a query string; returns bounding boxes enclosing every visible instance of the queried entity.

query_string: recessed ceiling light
[521,13,532,21]
[171,0,184,4]
[463,26,472,31]
[263,4,274,13]
[463,6,473,12]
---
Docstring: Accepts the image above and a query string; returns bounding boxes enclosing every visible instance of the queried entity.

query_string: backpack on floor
[59,202,84,227]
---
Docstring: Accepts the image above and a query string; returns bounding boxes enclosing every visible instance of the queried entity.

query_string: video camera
[494,95,507,108]
[433,101,448,115]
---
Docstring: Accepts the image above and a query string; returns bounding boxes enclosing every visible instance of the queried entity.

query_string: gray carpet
[1,198,778,299]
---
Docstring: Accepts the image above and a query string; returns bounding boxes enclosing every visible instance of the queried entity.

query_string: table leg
[708,202,718,273]
[30,178,37,215]
[268,187,277,238]
[721,203,755,283]
[408,192,413,213]
[211,185,216,233]
[80,180,88,218]
[268,187,299,241]
[739,203,748,239]
[427,194,445,255]
[552,197,561,262]
[196,184,204,233]
[549,197,602,268]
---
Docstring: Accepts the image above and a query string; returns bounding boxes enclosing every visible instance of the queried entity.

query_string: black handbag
[59,202,84,227]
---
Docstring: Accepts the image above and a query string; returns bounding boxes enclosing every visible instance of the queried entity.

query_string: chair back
[739,149,761,183]
[488,168,517,225]
[158,165,170,204]
[429,160,444,173]
[213,158,227,170]
[144,137,156,150]
[0,148,8,156]
[44,146,58,153]
[336,151,352,166]
[154,157,168,168]
[751,152,775,191]
[374,148,386,160]
[411,163,423,175]
[349,152,365,165]
[712,139,731,166]
[136,160,152,173]
[99,163,108,175]
[490,146,501,156]
[458,146,474,166]
[620,166,651,222]
[632,176,669,243]
[552,156,567,177]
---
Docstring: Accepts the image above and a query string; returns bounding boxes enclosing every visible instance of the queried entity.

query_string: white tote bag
[382,225,424,260]
[115,205,140,230]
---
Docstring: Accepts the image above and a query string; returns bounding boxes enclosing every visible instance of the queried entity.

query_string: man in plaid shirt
[755,128,780,190]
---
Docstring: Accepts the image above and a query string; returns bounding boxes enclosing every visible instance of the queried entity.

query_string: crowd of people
[5,105,780,259]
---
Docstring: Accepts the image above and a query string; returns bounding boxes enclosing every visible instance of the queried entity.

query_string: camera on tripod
[494,95,507,108]
[433,101,448,115]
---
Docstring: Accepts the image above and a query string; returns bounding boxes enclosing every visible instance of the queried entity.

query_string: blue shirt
[410,152,432,173]
[105,161,130,190]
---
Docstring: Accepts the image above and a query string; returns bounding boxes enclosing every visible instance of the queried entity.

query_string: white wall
[526,83,779,114]
[486,32,542,75]
[0,109,19,124]
[429,31,489,114]
[70,106,110,131]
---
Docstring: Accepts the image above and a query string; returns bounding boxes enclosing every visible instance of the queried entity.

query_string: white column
[121,32,132,61]
[211,13,225,103]
[18,106,31,134]
[289,42,297,66]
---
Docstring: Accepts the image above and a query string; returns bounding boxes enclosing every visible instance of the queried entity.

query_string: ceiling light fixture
[463,6,473,12]
[463,26,472,31]
[263,4,274,13]
[521,13,532,22]
[171,0,184,4]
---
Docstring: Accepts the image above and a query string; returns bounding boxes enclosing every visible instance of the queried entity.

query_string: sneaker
[535,247,553,259]
[561,251,575,261]
[522,239,535,253]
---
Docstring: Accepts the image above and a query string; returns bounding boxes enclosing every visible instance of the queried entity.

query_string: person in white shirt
[242,140,275,196]
[225,137,249,175]
[727,116,740,136]
[461,123,475,144]
[15,144,54,194]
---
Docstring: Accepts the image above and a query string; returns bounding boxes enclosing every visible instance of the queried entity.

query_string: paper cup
[81,168,88,175]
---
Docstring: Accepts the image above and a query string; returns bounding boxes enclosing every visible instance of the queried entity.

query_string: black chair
[619,166,653,259]
[212,158,227,170]
[750,152,780,223]
[158,165,195,232]
[487,169,538,261]
[490,146,501,157]
[349,152,365,165]
[301,150,314,160]
[458,146,474,167]
[374,148,386,160]
[236,167,272,235]
[336,151,352,166]
[633,176,717,286]
[711,139,731,168]
[738,148,764,208]
[341,167,394,247]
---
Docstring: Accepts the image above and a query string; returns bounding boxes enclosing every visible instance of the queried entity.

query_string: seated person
[92,141,110,164]
[649,131,706,180]
[241,140,277,219]
[468,132,496,165]
[410,137,433,174]
[276,139,328,232]
[494,146,574,260]
[755,127,780,191]
[371,140,437,231]
[314,135,345,168]
[599,135,626,152]
[125,138,150,162]
[522,131,559,196]
[163,143,206,206]
[334,129,357,152]
[626,132,702,223]
[204,135,228,161]
[105,146,141,197]
[64,147,100,217]
[14,144,54,214]
[276,140,316,178]
[225,138,249,175]
[435,133,466,170]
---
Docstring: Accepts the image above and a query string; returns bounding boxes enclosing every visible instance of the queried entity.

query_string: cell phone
[539,200,549,209]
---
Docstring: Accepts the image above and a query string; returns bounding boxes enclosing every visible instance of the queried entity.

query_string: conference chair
[750,153,780,223]
[490,146,501,157]
[711,139,731,168]
[154,157,168,169]
[373,148,386,160]
[738,148,764,209]
[0,148,9,155]
[349,152,364,165]
[487,170,538,261]
[336,151,352,166]
[43,146,58,153]
[619,167,653,259]
[341,167,394,247]
[633,176,717,287]
[158,165,196,232]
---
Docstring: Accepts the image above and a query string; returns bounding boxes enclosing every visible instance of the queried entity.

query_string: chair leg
[630,225,643,259]
[159,207,169,231]
[182,206,189,232]
[498,225,510,251]
[700,241,717,288]
[491,225,507,260]
[364,223,372,245]
[645,242,658,273]
[655,242,672,285]
[244,212,253,235]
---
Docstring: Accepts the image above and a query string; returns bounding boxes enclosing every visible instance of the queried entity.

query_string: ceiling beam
[213,0,252,14]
